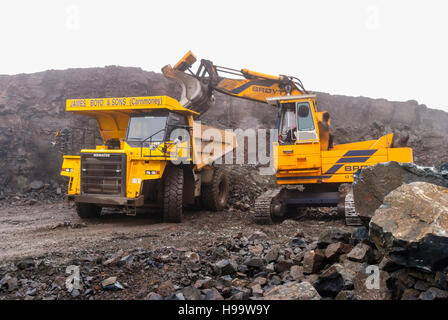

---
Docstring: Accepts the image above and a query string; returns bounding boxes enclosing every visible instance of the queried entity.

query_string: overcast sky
[1,0,447,111]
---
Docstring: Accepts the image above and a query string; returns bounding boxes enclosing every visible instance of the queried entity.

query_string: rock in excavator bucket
[162,65,213,115]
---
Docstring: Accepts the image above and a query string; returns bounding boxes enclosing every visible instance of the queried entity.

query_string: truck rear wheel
[75,203,102,219]
[163,166,184,223]
[201,166,229,211]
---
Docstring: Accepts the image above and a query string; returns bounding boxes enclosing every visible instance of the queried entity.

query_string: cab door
[277,100,321,171]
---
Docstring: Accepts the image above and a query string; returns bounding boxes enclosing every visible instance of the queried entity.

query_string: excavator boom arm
[162,51,307,114]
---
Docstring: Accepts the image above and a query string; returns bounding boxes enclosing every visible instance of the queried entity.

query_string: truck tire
[75,203,102,219]
[163,166,184,223]
[201,166,229,211]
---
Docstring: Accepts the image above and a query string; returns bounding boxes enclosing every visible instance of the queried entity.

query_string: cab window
[167,113,188,141]
[279,102,297,144]
[297,102,314,131]
[127,114,168,141]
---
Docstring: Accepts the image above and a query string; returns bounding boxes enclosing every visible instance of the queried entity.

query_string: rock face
[369,182,448,272]
[353,162,448,224]
[0,67,182,195]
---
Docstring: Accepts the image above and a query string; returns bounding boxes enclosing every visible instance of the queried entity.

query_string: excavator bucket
[173,50,197,72]
[162,51,213,115]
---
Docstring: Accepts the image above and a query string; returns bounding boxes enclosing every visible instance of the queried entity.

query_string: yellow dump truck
[60,95,236,222]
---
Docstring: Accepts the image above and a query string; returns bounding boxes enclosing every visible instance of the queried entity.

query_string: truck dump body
[65,95,236,168]
[66,96,195,141]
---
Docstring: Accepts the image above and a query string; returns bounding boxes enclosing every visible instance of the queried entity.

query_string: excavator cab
[278,100,320,145]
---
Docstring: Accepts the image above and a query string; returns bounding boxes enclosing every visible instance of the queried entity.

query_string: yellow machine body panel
[66,96,198,141]
[60,155,81,195]
[275,132,413,185]
[215,78,303,102]
[276,143,321,171]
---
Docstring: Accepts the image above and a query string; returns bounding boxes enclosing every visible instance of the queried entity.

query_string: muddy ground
[0,200,351,300]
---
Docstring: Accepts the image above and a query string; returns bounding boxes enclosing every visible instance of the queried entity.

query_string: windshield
[297,102,315,131]
[127,115,167,141]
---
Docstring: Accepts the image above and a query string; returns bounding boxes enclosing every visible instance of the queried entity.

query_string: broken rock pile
[226,165,276,212]
[3,222,446,300]
[0,180,66,206]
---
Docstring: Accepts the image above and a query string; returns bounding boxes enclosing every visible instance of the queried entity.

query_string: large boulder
[369,181,448,272]
[353,162,448,224]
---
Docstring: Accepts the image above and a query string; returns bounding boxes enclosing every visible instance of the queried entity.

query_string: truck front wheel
[163,166,184,223]
[201,166,229,211]
[75,203,102,219]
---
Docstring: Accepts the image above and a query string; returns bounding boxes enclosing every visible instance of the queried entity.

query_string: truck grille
[80,153,126,195]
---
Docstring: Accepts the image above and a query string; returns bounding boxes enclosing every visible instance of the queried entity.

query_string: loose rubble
[1,211,446,301]
[1,161,447,300]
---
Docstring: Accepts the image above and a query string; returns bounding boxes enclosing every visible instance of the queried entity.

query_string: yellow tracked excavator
[162,51,413,225]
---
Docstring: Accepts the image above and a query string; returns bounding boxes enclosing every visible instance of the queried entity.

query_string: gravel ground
[0,200,350,300]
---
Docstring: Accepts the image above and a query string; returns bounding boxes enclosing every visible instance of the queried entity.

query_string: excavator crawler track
[344,188,363,226]
[254,189,282,225]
